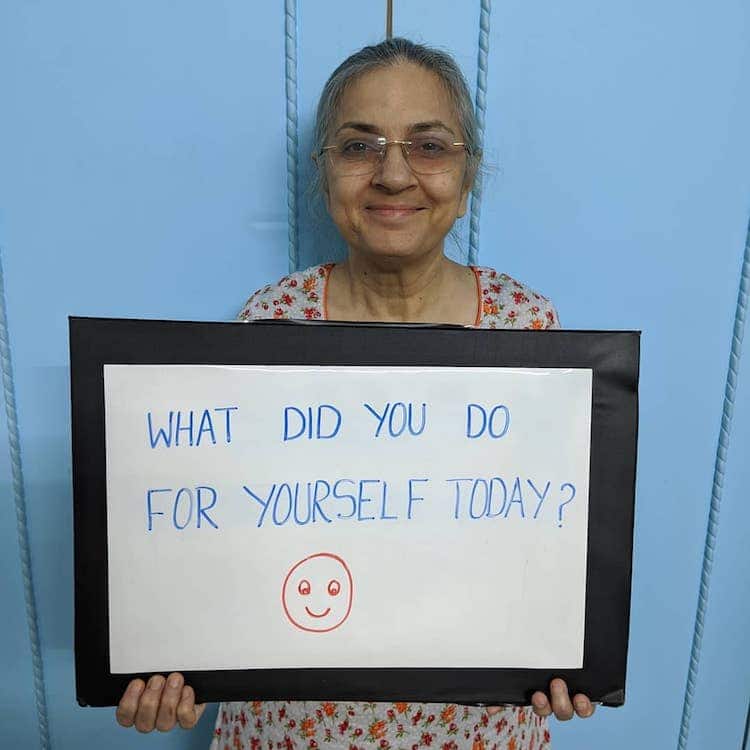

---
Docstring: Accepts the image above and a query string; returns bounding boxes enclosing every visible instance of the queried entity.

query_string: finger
[134,674,166,733]
[176,685,206,729]
[549,678,574,721]
[486,706,502,716]
[155,673,184,732]
[115,679,145,727]
[531,691,552,718]
[573,693,595,719]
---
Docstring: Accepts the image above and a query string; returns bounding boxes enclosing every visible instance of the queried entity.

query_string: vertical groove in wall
[285,0,300,273]
[468,0,491,267]
[0,249,52,750]
[677,213,750,750]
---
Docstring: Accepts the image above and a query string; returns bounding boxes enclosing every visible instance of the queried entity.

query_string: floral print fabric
[237,264,559,331]
[213,264,559,750]
[211,701,551,750]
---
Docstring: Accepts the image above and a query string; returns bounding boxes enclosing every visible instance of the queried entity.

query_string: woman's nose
[372,144,418,191]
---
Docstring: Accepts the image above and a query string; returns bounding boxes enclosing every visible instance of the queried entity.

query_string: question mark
[557,483,576,527]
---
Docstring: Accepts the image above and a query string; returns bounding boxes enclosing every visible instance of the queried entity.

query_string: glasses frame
[315,135,470,176]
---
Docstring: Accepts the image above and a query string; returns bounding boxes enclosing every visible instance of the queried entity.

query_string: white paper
[104,364,592,672]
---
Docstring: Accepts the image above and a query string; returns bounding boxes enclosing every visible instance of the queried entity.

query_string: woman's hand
[487,678,596,721]
[115,673,206,732]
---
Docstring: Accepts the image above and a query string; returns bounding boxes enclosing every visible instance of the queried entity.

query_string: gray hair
[311,37,482,197]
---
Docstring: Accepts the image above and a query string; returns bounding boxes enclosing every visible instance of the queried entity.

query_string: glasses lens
[328,136,383,176]
[406,135,458,174]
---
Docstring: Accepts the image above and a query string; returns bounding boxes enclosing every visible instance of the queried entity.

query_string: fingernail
[533,695,547,708]
[129,681,144,695]
[574,698,586,709]
[149,675,165,690]
[168,674,182,689]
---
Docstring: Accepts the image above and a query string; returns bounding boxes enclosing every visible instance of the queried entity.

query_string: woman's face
[323,63,472,263]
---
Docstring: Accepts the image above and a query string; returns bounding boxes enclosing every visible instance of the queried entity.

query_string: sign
[71,318,638,707]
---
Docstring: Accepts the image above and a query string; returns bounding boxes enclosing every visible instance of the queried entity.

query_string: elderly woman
[115,38,595,748]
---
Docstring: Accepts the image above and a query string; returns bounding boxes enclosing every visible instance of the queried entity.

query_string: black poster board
[70,317,639,708]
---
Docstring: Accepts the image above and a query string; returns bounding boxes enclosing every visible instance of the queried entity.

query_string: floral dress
[211,264,559,750]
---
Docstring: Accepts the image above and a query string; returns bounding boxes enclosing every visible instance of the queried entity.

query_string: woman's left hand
[487,678,596,720]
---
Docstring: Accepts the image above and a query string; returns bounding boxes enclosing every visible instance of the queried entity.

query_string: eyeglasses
[317,134,469,176]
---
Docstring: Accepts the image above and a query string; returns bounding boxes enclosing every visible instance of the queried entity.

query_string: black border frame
[70,317,639,708]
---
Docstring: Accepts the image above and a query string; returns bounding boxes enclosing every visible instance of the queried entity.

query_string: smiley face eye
[298,579,311,595]
[327,579,341,596]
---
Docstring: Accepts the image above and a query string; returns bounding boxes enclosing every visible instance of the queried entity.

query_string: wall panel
[0,267,40,746]
[688,235,750,748]
[0,0,289,746]
[476,0,750,748]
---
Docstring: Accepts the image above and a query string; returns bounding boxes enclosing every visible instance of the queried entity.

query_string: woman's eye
[298,579,311,595]
[342,141,371,154]
[327,579,341,596]
[416,139,446,154]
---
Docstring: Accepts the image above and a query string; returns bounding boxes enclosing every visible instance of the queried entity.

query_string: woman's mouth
[365,205,424,220]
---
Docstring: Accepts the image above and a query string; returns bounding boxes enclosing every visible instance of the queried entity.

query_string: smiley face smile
[304,606,331,618]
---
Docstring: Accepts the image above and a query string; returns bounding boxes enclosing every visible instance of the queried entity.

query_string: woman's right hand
[115,673,206,732]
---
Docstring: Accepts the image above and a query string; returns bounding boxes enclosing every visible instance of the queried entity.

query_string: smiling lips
[366,204,424,219]
[304,606,331,618]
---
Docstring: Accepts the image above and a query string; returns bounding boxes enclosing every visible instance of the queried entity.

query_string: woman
[115,38,595,748]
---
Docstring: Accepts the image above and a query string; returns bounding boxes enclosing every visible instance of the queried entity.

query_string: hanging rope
[468,0,491,267]
[285,0,300,273]
[677,212,750,749]
[0,249,51,749]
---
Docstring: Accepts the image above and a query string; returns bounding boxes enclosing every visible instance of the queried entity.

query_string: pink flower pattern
[216,263,559,750]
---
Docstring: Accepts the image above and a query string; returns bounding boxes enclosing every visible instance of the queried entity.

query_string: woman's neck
[326,251,478,325]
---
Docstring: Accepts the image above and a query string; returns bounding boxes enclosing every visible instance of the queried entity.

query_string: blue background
[1,1,749,748]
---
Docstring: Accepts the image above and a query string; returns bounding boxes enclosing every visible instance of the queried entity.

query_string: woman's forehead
[334,63,460,133]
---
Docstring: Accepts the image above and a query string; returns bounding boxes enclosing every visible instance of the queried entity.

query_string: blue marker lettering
[311,480,333,523]
[214,406,238,443]
[446,478,474,519]
[196,409,217,446]
[357,480,378,521]
[146,488,171,530]
[316,405,342,439]
[363,403,388,437]
[196,485,219,529]
[273,483,294,526]
[469,479,489,519]
[487,477,508,518]
[333,479,356,519]
[528,480,551,519]
[379,481,397,520]
[504,477,526,518]
[147,411,174,448]
[466,404,486,438]
[175,410,194,447]
[172,488,194,529]
[388,402,407,437]
[407,478,429,519]
[242,484,276,528]
[283,406,307,441]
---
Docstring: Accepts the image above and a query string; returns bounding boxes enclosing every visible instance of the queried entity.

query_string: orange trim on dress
[469,265,482,327]
[321,263,335,321]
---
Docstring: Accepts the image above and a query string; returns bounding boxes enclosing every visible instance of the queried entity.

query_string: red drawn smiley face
[281,553,353,633]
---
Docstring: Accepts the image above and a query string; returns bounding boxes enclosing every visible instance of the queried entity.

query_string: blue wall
[1,1,749,748]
